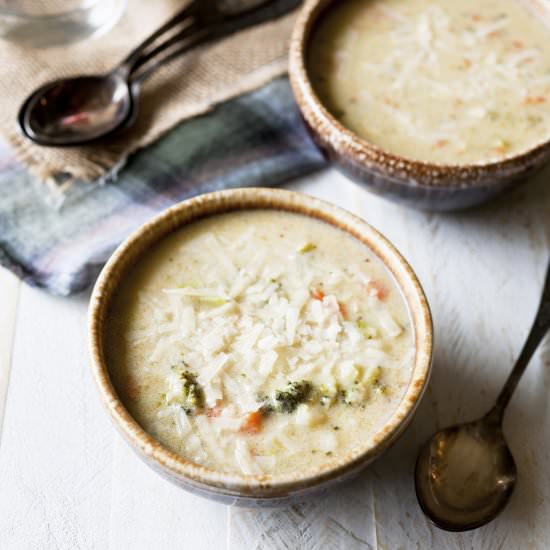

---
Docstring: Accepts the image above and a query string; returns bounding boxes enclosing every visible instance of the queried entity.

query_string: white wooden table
[1,168,549,550]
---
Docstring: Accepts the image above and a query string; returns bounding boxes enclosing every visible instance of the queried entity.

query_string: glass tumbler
[0,0,127,48]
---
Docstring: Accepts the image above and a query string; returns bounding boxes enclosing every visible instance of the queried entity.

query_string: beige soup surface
[107,210,415,476]
[308,0,550,164]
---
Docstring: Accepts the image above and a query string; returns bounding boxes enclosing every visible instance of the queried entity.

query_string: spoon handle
[116,0,203,76]
[116,0,289,79]
[129,0,299,85]
[491,259,550,418]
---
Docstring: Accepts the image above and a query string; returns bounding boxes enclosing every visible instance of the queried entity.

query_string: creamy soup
[308,0,550,164]
[107,211,414,476]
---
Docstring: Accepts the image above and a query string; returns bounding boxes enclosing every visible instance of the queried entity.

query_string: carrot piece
[338,301,349,320]
[206,399,224,418]
[240,411,263,434]
[512,40,524,49]
[523,96,546,105]
[311,288,325,301]
[366,280,389,301]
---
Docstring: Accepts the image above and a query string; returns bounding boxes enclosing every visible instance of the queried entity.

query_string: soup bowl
[88,187,433,506]
[289,0,550,211]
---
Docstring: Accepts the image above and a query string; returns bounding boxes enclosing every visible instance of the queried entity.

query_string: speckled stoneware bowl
[289,0,550,211]
[89,188,433,507]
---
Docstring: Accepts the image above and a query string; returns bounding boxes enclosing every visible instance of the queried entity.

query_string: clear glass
[0,0,127,48]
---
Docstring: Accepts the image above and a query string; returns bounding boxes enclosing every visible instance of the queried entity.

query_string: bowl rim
[288,0,550,188]
[88,187,433,497]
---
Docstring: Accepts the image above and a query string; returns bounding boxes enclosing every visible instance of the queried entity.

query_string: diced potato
[379,311,402,339]
[295,404,326,427]
[357,319,377,339]
[338,361,359,386]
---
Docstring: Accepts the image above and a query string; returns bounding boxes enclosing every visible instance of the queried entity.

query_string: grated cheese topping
[308,0,550,164]
[108,211,414,476]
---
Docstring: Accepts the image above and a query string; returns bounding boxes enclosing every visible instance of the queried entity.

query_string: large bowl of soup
[289,0,550,211]
[89,188,433,506]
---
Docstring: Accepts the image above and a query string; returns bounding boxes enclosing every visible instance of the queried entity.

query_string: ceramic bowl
[289,0,550,211]
[88,187,433,506]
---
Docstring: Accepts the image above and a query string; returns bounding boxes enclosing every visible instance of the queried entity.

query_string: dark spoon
[18,0,298,146]
[415,260,550,531]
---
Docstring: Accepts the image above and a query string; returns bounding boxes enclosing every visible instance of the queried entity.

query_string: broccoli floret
[177,369,204,415]
[273,380,312,413]
[257,391,275,414]
[257,381,312,414]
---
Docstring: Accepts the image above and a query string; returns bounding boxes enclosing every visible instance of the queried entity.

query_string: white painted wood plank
[107,439,228,550]
[0,267,20,441]
[0,286,113,550]
[2,168,549,550]
[229,474,377,550]
[229,168,550,550]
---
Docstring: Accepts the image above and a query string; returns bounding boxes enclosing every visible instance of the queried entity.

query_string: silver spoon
[415,259,550,531]
[17,0,297,146]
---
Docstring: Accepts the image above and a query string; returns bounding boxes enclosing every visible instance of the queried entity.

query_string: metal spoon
[17,0,298,146]
[415,260,550,531]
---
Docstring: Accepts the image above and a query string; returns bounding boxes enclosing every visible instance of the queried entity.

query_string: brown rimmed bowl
[88,187,433,506]
[289,0,550,211]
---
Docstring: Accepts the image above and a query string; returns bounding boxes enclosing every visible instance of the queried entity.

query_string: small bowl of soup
[89,188,432,506]
[289,0,550,210]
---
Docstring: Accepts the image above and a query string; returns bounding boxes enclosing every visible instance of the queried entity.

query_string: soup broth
[308,0,550,164]
[107,210,415,476]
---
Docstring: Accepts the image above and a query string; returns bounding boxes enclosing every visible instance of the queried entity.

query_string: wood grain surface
[0,268,19,442]
[0,168,549,549]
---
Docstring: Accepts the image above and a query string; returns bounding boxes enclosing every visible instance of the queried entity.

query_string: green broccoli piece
[257,391,275,414]
[273,380,312,413]
[177,369,204,415]
[257,381,313,414]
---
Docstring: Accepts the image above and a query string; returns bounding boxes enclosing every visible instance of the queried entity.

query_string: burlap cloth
[0,0,298,185]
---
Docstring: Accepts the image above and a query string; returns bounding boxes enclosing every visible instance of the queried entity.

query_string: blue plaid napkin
[0,78,325,296]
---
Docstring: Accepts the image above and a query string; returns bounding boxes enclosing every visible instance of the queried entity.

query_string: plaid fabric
[0,77,325,296]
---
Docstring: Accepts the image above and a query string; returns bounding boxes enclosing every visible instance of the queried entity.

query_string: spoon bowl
[415,416,517,531]
[19,73,132,146]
